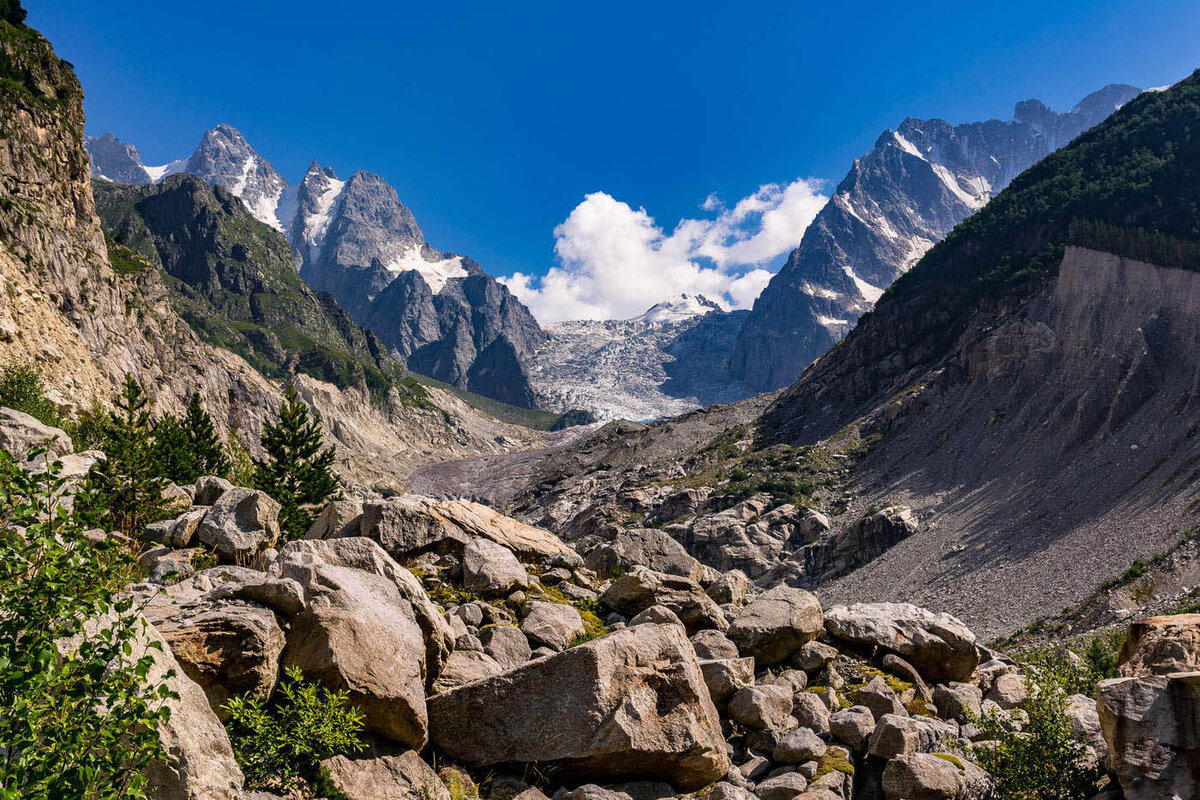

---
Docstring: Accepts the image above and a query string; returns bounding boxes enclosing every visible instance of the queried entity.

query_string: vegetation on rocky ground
[0,443,174,798]
[968,668,1100,800]
[224,665,365,792]
[0,359,62,428]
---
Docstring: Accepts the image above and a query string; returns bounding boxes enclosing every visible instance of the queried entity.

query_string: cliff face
[0,19,277,429]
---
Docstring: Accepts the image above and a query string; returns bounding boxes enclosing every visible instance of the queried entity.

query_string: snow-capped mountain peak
[183,124,290,230]
[632,293,722,324]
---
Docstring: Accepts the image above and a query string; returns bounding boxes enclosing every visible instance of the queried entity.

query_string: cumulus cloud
[501,178,828,323]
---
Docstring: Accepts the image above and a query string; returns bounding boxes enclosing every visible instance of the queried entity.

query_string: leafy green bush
[0,359,60,427]
[223,665,365,792]
[969,670,1100,799]
[254,384,340,540]
[0,443,175,798]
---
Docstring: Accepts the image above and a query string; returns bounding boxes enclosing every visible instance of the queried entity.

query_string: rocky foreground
[7,410,1196,800]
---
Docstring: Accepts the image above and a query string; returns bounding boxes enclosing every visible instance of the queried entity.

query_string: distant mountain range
[729,83,1143,391]
[86,126,545,408]
[88,84,1140,417]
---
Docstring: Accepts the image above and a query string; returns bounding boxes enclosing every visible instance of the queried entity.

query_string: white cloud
[502,178,827,323]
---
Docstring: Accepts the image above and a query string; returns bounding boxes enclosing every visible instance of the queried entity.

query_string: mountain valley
[5,3,1200,798]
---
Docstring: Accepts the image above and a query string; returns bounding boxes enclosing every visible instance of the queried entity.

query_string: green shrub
[969,670,1100,799]
[223,665,365,791]
[0,443,175,798]
[0,359,60,427]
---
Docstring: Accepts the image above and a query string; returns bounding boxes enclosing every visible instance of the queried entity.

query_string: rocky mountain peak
[183,123,289,230]
[729,82,1143,393]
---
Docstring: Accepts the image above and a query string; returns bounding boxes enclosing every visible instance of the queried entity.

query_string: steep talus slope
[504,72,1200,638]
[752,72,1200,635]
[731,84,1141,393]
[93,175,408,394]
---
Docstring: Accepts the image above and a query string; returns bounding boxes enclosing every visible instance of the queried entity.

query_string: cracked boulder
[428,623,729,789]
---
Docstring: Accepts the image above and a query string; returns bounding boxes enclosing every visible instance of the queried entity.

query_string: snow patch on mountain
[383,245,468,293]
[631,293,722,324]
[842,266,884,303]
[144,160,186,183]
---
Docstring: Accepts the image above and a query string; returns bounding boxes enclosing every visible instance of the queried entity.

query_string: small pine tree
[182,392,231,479]
[83,376,168,536]
[254,384,340,539]
[149,414,193,484]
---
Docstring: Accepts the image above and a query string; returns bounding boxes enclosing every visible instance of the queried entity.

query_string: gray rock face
[727,586,823,666]
[196,488,281,562]
[153,600,285,717]
[830,705,876,751]
[305,498,363,540]
[480,624,532,668]
[60,612,245,799]
[824,603,979,683]
[520,601,585,651]
[793,506,918,585]
[698,657,755,707]
[1117,614,1200,677]
[1097,671,1200,800]
[319,753,449,800]
[182,124,289,230]
[0,407,72,459]
[730,84,1142,393]
[274,537,452,683]
[728,684,794,730]
[86,132,155,184]
[428,623,729,789]
[881,752,990,800]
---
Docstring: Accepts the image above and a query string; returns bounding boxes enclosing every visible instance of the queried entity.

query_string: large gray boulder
[585,528,706,582]
[881,753,990,800]
[196,488,281,562]
[1117,614,1200,677]
[276,545,432,748]
[305,498,363,540]
[193,475,234,505]
[728,684,794,730]
[360,495,575,562]
[601,566,727,633]
[428,623,729,790]
[824,603,980,682]
[154,600,285,718]
[462,538,529,595]
[1096,671,1200,800]
[480,624,532,669]
[727,586,823,666]
[319,753,449,800]
[432,650,507,694]
[0,406,72,458]
[59,612,244,799]
[520,601,585,651]
[274,537,453,683]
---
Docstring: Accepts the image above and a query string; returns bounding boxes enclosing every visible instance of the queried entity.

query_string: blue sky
[30,0,1200,319]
